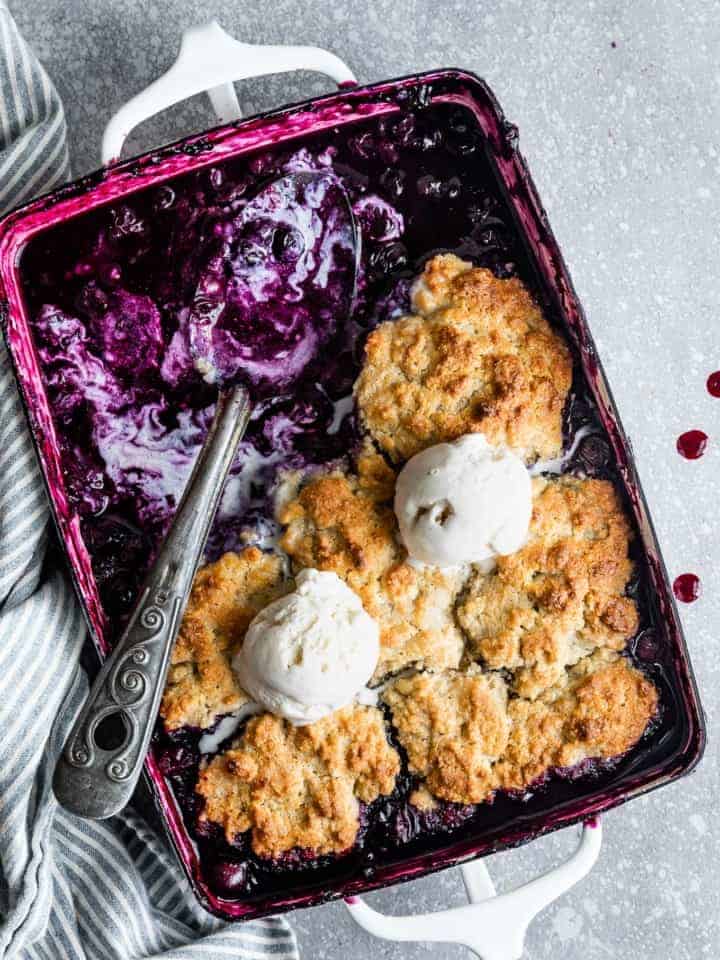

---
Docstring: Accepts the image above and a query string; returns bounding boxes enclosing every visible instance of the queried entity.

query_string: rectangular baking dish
[0,29,704,926]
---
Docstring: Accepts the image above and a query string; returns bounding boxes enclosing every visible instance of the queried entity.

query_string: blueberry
[349,132,375,159]
[272,226,305,262]
[380,169,406,199]
[450,110,471,132]
[195,817,223,841]
[157,744,196,777]
[248,152,277,176]
[466,202,488,224]
[368,241,409,277]
[448,127,479,156]
[208,859,249,897]
[496,261,516,279]
[236,240,266,266]
[443,176,462,201]
[153,186,175,211]
[99,263,122,286]
[623,570,640,601]
[88,471,105,491]
[107,579,136,615]
[416,174,443,198]
[577,435,611,473]
[410,128,443,152]
[110,205,147,239]
[440,804,472,829]
[76,283,108,316]
[633,629,661,662]
[378,140,400,165]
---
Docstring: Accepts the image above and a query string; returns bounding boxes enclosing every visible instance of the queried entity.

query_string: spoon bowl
[186,169,361,391]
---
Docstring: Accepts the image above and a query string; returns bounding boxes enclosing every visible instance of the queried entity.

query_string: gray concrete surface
[11,1,719,957]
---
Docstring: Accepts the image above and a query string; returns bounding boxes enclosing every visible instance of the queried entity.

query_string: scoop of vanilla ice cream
[233,569,379,724]
[394,434,532,568]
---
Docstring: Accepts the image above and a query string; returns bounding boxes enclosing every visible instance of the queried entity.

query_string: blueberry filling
[21,100,677,902]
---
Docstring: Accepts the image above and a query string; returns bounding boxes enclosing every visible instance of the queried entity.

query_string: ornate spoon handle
[54,385,251,819]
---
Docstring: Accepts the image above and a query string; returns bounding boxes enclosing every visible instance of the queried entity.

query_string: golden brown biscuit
[161,547,287,730]
[197,705,400,857]
[495,650,658,791]
[278,469,466,679]
[457,476,639,698]
[354,253,572,463]
[354,438,397,502]
[384,667,510,804]
[384,652,656,806]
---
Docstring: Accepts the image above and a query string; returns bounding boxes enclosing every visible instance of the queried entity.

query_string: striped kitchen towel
[0,6,298,959]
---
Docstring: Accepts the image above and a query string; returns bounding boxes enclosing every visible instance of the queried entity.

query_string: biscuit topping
[384,667,510,804]
[457,476,639,698]
[385,652,657,806]
[495,651,659,792]
[197,705,400,857]
[355,254,572,463]
[171,469,656,853]
[161,547,287,730]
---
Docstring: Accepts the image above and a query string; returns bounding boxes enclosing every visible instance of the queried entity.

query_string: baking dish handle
[345,819,602,960]
[101,19,356,164]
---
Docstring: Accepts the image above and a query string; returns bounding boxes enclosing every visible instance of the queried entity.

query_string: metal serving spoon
[54,171,359,820]
[53,384,252,819]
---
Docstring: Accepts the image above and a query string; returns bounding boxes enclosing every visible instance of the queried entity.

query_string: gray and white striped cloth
[0,6,298,958]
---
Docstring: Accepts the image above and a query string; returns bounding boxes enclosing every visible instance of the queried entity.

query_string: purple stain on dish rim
[0,70,704,920]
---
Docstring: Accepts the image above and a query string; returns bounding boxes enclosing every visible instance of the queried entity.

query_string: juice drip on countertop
[676,429,708,460]
[706,371,720,398]
[670,377,712,606]
[673,573,701,604]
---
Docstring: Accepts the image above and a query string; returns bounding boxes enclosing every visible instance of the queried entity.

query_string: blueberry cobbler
[21,97,662,900]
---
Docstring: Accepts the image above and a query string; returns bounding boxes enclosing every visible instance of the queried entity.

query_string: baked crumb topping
[457,476,639,698]
[354,253,572,463]
[196,704,400,857]
[385,652,657,806]
[384,667,510,804]
[161,547,287,730]
[278,469,465,679]
[495,650,659,792]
